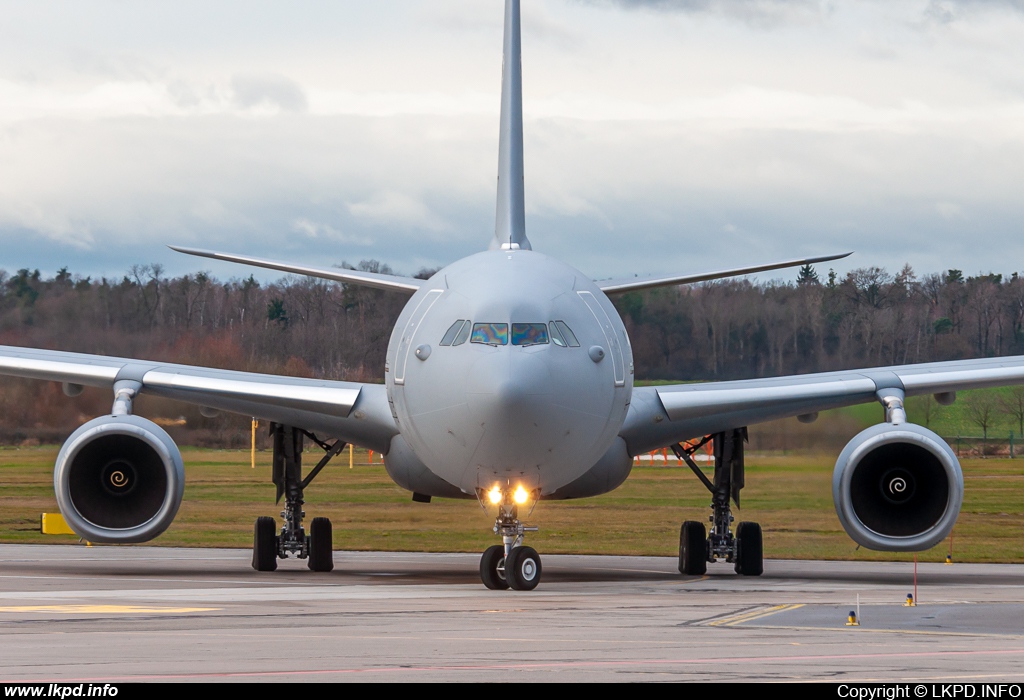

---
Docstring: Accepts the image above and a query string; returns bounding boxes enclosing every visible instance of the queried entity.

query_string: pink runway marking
[12,647,1024,683]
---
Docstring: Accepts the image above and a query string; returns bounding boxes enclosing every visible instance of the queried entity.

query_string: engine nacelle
[833,422,963,552]
[54,415,185,544]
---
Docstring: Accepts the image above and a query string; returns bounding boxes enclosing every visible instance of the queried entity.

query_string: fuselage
[385,249,633,497]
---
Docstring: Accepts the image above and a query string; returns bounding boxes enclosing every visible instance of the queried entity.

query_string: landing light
[488,486,503,505]
[513,486,529,505]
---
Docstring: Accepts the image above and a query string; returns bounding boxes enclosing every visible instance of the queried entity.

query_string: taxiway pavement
[0,544,1021,682]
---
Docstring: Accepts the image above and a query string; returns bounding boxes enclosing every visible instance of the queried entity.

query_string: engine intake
[54,415,185,543]
[833,422,962,552]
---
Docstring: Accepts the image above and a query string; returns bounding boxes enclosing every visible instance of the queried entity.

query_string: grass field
[2,445,1022,564]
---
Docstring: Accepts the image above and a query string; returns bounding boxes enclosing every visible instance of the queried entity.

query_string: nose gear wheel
[506,546,542,591]
[478,485,542,590]
[480,544,509,590]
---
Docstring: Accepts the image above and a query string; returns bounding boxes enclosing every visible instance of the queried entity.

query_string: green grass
[827,387,1023,439]
[2,445,1022,564]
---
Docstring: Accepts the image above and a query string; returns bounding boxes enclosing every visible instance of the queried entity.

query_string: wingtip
[168,245,215,258]
[808,251,854,264]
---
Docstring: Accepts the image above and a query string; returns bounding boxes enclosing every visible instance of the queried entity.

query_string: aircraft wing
[169,246,425,294]
[0,345,398,452]
[618,355,1024,455]
[597,252,852,295]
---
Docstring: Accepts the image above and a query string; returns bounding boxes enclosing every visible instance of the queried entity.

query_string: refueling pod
[54,415,185,544]
[833,422,963,552]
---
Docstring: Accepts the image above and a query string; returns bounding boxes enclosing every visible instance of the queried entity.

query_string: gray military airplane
[2,0,1023,590]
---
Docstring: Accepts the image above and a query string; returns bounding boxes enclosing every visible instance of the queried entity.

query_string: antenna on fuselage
[492,0,532,252]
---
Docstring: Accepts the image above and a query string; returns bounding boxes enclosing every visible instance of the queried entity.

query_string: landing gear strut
[672,428,763,576]
[478,485,541,590]
[252,423,346,573]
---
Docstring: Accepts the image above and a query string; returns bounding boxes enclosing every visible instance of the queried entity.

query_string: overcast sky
[1,0,1023,284]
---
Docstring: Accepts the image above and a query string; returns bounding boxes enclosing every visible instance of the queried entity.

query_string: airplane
[2,0,1024,591]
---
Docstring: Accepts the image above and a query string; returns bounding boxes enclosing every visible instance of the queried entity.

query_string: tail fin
[492,0,531,252]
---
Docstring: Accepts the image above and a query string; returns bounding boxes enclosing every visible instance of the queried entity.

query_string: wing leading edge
[619,355,1024,455]
[169,247,426,294]
[0,345,398,452]
[598,252,852,295]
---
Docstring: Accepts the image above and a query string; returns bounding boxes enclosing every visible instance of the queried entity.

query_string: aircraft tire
[506,546,542,591]
[252,516,278,572]
[308,517,334,572]
[480,545,509,590]
[679,521,707,575]
[734,521,763,576]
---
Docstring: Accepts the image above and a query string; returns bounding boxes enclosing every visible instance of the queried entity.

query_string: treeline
[1,261,1022,445]
[0,261,415,445]
[622,265,1024,380]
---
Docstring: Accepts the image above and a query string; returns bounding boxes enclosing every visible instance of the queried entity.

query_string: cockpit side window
[470,323,508,346]
[452,321,472,346]
[440,320,466,346]
[553,320,580,347]
[548,322,566,347]
[512,323,549,346]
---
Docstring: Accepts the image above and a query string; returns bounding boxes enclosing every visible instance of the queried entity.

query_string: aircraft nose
[489,374,536,419]
[467,353,550,418]
[466,351,556,458]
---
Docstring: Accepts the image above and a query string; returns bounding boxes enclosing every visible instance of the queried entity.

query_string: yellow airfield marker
[846,594,862,626]
[251,418,259,468]
[0,605,220,614]
[349,442,354,469]
[40,513,74,535]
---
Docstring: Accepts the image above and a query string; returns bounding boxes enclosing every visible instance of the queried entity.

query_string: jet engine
[833,422,963,552]
[54,415,185,544]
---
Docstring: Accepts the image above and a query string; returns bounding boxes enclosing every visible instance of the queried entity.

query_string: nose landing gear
[478,485,541,590]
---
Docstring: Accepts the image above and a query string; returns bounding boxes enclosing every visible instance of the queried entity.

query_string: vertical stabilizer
[492,0,531,251]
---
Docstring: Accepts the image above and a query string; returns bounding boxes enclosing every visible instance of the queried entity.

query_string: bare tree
[965,391,998,457]
[908,394,934,429]
[999,385,1024,438]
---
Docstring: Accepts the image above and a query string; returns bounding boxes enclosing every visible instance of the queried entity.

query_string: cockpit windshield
[470,323,509,345]
[511,323,549,346]
[443,320,575,348]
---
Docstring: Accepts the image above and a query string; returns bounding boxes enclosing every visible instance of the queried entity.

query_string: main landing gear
[478,484,541,591]
[671,428,763,577]
[252,423,346,573]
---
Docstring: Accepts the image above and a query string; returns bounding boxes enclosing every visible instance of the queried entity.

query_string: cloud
[578,0,824,27]
[2,0,1024,284]
[291,218,372,246]
[926,0,1024,24]
[936,202,966,220]
[591,0,1024,29]
[0,202,95,250]
[346,192,450,233]
[230,74,308,113]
